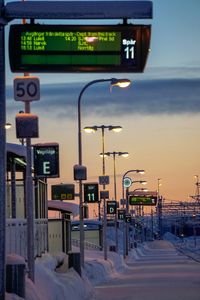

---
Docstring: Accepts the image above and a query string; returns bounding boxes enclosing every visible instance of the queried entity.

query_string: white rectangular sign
[14,76,40,101]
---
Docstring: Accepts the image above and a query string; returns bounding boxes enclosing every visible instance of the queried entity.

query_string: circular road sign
[123,177,132,188]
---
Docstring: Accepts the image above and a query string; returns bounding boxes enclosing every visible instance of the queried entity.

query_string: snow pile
[6,252,94,300]
[5,248,128,300]
[84,250,127,285]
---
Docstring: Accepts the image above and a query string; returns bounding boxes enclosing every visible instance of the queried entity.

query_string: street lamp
[100,151,129,201]
[4,122,12,129]
[77,78,131,267]
[84,125,123,177]
[85,125,123,222]
[121,170,146,257]
[122,170,145,200]
[100,151,129,252]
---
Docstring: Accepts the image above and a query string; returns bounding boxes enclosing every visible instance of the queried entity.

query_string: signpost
[9,24,151,73]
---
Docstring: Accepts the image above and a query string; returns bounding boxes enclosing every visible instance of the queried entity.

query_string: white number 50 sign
[14,76,40,101]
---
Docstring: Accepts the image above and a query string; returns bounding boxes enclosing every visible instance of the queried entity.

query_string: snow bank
[6,253,94,300]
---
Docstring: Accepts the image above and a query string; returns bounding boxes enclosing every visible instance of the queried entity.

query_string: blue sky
[5,0,200,203]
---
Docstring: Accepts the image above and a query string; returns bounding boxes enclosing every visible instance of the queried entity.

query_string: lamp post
[194,175,200,201]
[100,151,129,201]
[84,126,122,182]
[157,178,162,239]
[121,170,146,257]
[100,151,129,252]
[122,170,145,201]
[84,126,123,220]
[77,78,131,267]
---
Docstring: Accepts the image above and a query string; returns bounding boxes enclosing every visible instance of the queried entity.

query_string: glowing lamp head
[111,78,131,88]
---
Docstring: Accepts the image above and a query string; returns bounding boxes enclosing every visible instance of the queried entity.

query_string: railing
[6,218,48,259]
[71,238,101,251]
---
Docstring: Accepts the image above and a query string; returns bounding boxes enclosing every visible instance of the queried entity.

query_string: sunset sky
[5,0,200,212]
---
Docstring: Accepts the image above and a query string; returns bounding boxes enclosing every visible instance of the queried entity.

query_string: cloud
[6,78,200,118]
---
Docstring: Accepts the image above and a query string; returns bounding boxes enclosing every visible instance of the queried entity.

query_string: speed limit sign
[14,76,40,101]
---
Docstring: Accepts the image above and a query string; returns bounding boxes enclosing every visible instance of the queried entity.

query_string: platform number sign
[118,209,126,220]
[84,183,99,203]
[107,201,117,215]
[125,214,132,223]
[14,76,40,101]
[33,143,59,178]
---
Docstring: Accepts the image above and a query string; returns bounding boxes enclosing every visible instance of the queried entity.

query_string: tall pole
[122,169,145,257]
[113,153,119,252]
[25,101,35,281]
[77,79,115,266]
[0,1,6,297]
[102,127,105,177]
[101,126,108,260]
[157,178,162,239]
[113,153,117,201]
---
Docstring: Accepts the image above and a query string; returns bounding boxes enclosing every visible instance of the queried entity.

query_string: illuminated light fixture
[133,188,148,193]
[84,125,122,133]
[100,151,129,158]
[108,125,122,133]
[5,123,12,129]
[138,170,145,174]
[111,78,131,88]
[140,180,147,185]
[84,126,97,133]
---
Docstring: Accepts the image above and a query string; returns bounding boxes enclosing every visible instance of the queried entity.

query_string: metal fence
[6,218,48,259]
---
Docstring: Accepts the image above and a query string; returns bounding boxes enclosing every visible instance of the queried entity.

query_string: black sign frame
[129,195,157,206]
[51,184,75,200]
[84,183,99,203]
[107,200,117,215]
[33,143,59,178]
[9,24,151,73]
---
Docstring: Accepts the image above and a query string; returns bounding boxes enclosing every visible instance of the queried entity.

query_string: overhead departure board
[9,24,151,73]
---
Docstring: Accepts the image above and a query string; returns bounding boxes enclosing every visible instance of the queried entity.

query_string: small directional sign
[100,190,109,199]
[118,209,126,220]
[107,200,117,215]
[51,184,75,200]
[99,175,110,185]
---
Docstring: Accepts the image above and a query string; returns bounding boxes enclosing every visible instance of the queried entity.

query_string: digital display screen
[9,24,151,73]
[129,196,157,206]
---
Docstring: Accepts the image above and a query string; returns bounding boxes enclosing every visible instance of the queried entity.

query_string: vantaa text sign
[9,24,151,73]
[33,143,59,178]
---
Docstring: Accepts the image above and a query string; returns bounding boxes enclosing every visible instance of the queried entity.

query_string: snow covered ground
[5,233,200,300]
[5,248,128,300]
